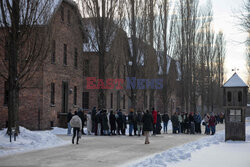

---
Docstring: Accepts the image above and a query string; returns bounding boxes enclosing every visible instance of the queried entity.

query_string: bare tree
[238,0,250,85]
[174,0,201,113]
[123,0,146,110]
[78,0,124,109]
[155,0,178,115]
[0,0,54,134]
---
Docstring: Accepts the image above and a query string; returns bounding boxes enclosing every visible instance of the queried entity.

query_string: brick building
[0,0,182,130]
[82,18,130,113]
[82,19,181,115]
[0,0,85,129]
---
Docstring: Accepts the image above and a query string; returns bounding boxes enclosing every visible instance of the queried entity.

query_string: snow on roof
[0,0,77,26]
[223,73,248,87]
[82,19,117,53]
[176,61,181,81]
[128,38,145,66]
[157,51,172,75]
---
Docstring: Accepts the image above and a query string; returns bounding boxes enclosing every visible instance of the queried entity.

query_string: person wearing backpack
[70,111,82,144]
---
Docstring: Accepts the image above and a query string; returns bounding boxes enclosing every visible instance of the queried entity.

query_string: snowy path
[0,124,224,167]
[125,119,250,167]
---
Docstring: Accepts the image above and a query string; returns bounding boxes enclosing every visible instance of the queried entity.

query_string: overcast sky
[200,0,248,82]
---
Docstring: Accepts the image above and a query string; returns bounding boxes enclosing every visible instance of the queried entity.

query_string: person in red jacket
[209,112,216,135]
[152,108,157,135]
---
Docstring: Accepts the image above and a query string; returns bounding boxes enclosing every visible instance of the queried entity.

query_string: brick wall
[0,1,85,130]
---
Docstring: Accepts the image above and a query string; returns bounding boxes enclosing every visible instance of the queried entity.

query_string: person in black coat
[133,112,138,136]
[136,110,143,136]
[122,113,127,135]
[116,109,123,135]
[128,109,135,136]
[77,108,85,134]
[189,112,195,134]
[101,110,109,135]
[183,113,189,133]
[95,109,102,135]
[156,111,162,134]
[162,113,169,133]
[142,110,153,144]
[171,112,179,134]
[91,107,97,133]
[109,110,116,135]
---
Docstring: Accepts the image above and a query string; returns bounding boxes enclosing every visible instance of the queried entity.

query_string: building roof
[0,0,78,26]
[223,73,248,87]
[82,18,117,53]
[157,51,171,75]
[157,51,181,80]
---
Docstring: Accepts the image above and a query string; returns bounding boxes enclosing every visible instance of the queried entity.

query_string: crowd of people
[67,107,224,144]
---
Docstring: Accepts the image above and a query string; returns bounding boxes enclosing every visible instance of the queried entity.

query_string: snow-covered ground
[0,120,172,158]
[125,118,250,167]
[0,127,70,157]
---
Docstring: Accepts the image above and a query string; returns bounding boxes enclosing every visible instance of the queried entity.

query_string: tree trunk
[7,0,20,135]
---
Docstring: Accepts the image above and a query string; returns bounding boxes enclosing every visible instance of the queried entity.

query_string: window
[110,93,113,108]
[83,60,89,76]
[4,81,8,106]
[51,83,55,105]
[63,44,67,65]
[227,91,232,102]
[74,48,78,68]
[238,91,242,102]
[229,109,242,122]
[74,86,77,105]
[123,94,125,109]
[62,81,69,113]
[51,40,56,64]
[61,6,64,22]
[67,10,71,24]
[82,92,89,109]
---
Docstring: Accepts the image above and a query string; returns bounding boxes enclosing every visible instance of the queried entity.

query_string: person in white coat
[87,111,92,135]
[70,111,82,144]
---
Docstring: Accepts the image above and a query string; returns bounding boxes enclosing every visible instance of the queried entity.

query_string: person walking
[142,110,153,144]
[67,111,73,135]
[162,112,169,133]
[70,111,82,144]
[87,111,92,135]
